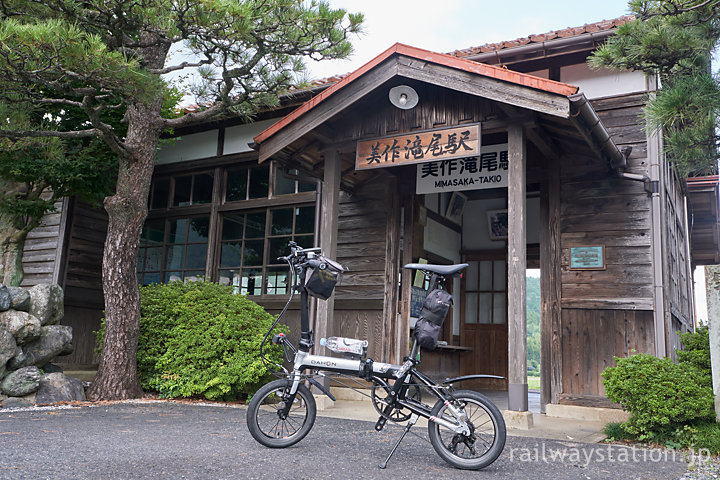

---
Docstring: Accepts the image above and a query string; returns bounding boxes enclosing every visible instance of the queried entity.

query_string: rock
[7,325,73,369]
[39,363,63,374]
[0,286,10,312]
[1,396,32,408]
[6,346,27,371]
[28,284,64,326]
[0,366,41,396]
[7,287,30,311]
[0,327,16,377]
[0,311,41,345]
[35,373,86,404]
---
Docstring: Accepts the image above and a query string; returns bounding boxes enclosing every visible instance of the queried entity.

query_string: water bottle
[320,336,368,356]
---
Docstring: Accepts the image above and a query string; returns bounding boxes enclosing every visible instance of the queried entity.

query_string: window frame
[142,159,317,298]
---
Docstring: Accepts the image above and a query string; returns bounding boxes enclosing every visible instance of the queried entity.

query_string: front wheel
[427,390,506,469]
[246,379,316,448]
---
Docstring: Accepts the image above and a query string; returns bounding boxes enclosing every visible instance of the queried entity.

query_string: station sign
[416,143,509,194]
[355,124,480,171]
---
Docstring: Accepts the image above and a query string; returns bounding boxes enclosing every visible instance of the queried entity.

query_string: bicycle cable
[259,260,296,375]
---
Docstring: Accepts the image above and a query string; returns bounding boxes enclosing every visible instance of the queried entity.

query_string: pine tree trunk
[86,103,162,401]
[0,221,27,287]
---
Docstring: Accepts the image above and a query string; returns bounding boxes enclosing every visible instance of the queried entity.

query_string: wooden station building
[23,17,719,413]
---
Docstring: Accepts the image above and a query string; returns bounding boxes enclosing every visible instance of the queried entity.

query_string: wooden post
[382,176,402,364]
[540,156,562,412]
[398,190,415,364]
[507,124,528,412]
[316,149,341,358]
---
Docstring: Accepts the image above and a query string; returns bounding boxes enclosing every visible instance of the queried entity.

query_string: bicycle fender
[307,377,336,401]
[442,374,506,384]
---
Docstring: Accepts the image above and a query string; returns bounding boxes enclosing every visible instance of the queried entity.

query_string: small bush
[602,353,715,440]
[677,326,711,375]
[97,281,287,400]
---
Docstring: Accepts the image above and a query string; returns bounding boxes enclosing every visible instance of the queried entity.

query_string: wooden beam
[315,149,342,358]
[382,176,402,364]
[526,123,562,162]
[398,190,416,365]
[540,154,563,410]
[507,124,528,412]
[396,57,570,118]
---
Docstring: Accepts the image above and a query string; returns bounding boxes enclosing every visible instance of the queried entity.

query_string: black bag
[305,256,344,300]
[414,289,453,350]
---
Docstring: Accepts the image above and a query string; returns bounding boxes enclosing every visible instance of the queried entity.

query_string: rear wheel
[246,379,316,448]
[427,390,506,469]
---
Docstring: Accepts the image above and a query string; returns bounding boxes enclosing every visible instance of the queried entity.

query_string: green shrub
[677,326,711,375]
[97,281,287,400]
[603,422,636,442]
[602,353,715,440]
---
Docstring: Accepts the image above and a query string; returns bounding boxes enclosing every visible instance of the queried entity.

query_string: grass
[527,375,540,390]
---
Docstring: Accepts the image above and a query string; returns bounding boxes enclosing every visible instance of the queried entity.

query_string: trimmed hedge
[98,281,287,400]
[602,327,715,445]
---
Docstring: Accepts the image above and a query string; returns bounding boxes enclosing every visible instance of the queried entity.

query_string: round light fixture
[389,85,419,110]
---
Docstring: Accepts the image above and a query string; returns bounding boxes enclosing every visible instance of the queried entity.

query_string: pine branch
[0,129,101,139]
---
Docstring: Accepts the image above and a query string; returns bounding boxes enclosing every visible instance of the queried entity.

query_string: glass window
[173,176,192,206]
[464,259,507,325]
[248,165,270,199]
[216,204,314,295]
[271,209,293,235]
[274,168,296,195]
[295,206,315,234]
[226,169,248,202]
[137,216,210,285]
[151,179,170,209]
[193,173,214,204]
[151,172,214,209]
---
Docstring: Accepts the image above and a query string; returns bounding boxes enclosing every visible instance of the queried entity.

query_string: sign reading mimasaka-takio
[416,143,509,194]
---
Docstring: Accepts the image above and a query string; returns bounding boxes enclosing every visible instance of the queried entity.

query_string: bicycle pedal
[374,416,387,431]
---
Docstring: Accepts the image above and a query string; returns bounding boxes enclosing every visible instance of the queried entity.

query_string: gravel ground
[679,456,720,480]
[0,400,695,480]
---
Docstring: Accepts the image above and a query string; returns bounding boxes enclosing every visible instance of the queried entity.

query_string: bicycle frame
[250,243,507,470]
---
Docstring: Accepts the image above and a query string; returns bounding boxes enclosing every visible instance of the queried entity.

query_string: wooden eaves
[254,42,625,174]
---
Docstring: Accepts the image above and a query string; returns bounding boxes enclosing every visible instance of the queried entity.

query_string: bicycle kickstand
[379,413,418,469]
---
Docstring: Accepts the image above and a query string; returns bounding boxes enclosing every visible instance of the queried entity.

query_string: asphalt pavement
[0,401,697,479]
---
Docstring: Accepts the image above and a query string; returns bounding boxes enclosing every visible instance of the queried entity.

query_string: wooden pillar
[382,176,402,364]
[397,189,415,364]
[507,124,528,412]
[316,149,341,357]
[540,155,562,411]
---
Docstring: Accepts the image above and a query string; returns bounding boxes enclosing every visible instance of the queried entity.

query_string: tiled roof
[306,15,635,88]
[448,15,635,58]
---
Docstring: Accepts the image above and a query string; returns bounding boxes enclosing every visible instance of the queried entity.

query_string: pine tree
[590,0,720,176]
[0,0,362,400]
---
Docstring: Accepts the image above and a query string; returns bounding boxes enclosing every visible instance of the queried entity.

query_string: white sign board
[416,144,508,194]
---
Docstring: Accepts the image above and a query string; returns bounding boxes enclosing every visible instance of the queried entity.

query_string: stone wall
[0,284,85,408]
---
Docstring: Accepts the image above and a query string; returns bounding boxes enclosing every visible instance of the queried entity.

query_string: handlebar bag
[305,256,344,300]
[414,289,453,350]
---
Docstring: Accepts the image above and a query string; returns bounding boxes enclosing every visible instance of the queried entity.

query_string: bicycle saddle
[403,263,469,276]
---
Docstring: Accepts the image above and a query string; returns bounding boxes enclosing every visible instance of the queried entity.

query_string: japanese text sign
[416,143,509,194]
[355,124,480,171]
[569,246,606,270]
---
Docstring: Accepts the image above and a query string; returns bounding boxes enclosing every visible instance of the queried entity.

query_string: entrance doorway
[460,253,508,390]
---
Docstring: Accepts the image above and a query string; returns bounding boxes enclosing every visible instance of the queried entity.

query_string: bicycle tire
[246,379,317,448]
[427,389,506,470]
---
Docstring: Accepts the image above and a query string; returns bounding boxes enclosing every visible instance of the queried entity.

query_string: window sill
[435,343,472,352]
